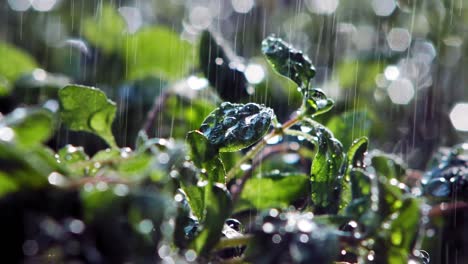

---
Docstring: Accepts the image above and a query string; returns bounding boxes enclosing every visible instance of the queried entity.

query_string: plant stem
[213,235,253,251]
[225,114,301,182]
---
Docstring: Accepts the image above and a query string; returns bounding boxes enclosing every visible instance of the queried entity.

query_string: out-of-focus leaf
[123,27,195,80]
[262,35,315,92]
[163,94,216,139]
[237,172,309,212]
[192,183,232,256]
[13,70,71,105]
[246,211,339,264]
[82,4,126,54]
[199,102,273,152]
[0,42,38,95]
[369,197,420,264]
[422,143,468,201]
[327,111,372,150]
[199,30,249,102]
[335,60,382,92]
[0,141,64,197]
[370,152,407,182]
[58,84,117,148]
[1,108,55,147]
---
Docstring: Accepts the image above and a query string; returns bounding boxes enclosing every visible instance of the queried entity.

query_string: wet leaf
[1,107,55,147]
[309,126,345,214]
[340,137,368,210]
[199,30,249,102]
[192,183,232,256]
[199,102,274,152]
[0,42,38,95]
[303,88,334,117]
[262,35,315,92]
[237,172,309,212]
[347,137,369,169]
[187,130,225,183]
[184,184,205,221]
[124,27,195,80]
[58,84,117,148]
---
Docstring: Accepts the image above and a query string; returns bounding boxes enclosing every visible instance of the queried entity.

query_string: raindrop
[240,163,252,171]
[22,240,39,256]
[96,181,108,191]
[282,153,300,164]
[69,219,85,234]
[245,64,265,84]
[114,184,129,196]
[371,0,396,16]
[387,28,412,52]
[0,127,15,142]
[63,39,90,57]
[158,153,170,164]
[189,6,213,30]
[384,65,400,81]
[387,78,414,104]
[31,0,57,12]
[305,0,339,15]
[158,245,171,258]
[139,219,154,234]
[185,249,197,262]
[297,219,315,232]
[298,234,309,243]
[272,234,282,243]
[231,0,254,14]
[48,172,66,186]
[266,134,282,144]
[8,0,31,11]
[187,76,209,90]
[262,222,275,233]
[449,103,468,131]
[118,6,142,34]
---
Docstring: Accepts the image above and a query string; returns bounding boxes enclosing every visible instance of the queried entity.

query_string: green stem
[225,115,301,181]
[213,235,253,251]
[283,129,318,144]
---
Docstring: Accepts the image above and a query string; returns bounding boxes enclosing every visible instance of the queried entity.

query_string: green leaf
[303,88,334,117]
[262,35,315,91]
[0,41,38,95]
[58,84,117,148]
[309,125,345,214]
[339,137,368,210]
[327,111,372,150]
[1,107,55,147]
[184,185,205,221]
[371,197,420,264]
[186,130,225,183]
[192,183,232,256]
[347,137,369,169]
[123,27,196,80]
[82,4,126,54]
[237,172,309,212]
[370,151,407,182]
[0,141,65,197]
[199,30,249,102]
[199,102,273,152]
